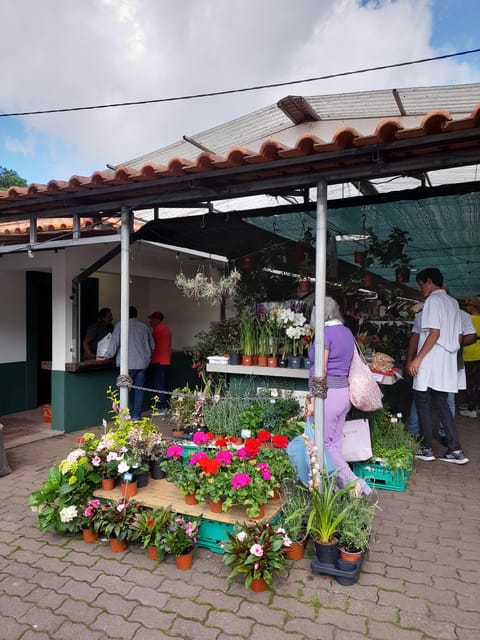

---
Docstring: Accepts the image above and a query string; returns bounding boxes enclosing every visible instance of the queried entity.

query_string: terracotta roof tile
[0,102,479,215]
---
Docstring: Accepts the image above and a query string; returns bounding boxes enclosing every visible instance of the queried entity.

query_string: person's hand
[407,356,421,377]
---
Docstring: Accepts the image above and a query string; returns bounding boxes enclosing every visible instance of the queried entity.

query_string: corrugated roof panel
[396,83,480,115]
[306,90,400,119]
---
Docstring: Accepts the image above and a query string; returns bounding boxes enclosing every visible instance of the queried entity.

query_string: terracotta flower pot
[147,545,159,561]
[298,279,311,293]
[250,504,266,520]
[257,355,268,367]
[121,480,138,498]
[175,552,193,570]
[110,538,127,553]
[101,477,115,491]
[339,547,363,563]
[267,357,278,368]
[270,486,281,501]
[184,493,199,505]
[286,541,305,561]
[82,529,99,544]
[241,355,253,366]
[250,577,267,592]
[208,498,224,513]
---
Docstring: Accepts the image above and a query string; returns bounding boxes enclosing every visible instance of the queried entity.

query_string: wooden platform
[94,479,282,552]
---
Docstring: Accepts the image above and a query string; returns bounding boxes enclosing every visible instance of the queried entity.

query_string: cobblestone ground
[0,417,479,640]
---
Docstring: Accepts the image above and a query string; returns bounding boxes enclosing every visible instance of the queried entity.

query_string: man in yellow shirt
[460,297,480,418]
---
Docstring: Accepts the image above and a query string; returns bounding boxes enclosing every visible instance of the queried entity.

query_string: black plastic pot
[150,461,166,480]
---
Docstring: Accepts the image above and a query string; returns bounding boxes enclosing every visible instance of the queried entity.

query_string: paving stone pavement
[0,416,479,640]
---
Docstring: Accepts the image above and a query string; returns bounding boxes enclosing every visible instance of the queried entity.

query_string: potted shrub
[143,432,170,479]
[203,394,249,441]
[130,507,172,561]
[164,516,200,570]
[222,520,291,592]
[168,384,197,434]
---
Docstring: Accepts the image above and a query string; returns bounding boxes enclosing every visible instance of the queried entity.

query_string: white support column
[119,207,131,410]
[313,180,328,468]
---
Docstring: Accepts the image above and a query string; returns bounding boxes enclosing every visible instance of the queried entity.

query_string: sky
[1,0,479,186]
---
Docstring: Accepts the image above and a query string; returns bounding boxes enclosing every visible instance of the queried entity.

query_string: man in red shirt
[148,311,172,412]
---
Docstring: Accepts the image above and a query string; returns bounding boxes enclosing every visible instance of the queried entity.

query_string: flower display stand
[94,480,281,554]
[352,460,412,492]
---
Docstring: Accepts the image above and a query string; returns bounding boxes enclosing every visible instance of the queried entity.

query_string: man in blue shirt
[104,306,154,420]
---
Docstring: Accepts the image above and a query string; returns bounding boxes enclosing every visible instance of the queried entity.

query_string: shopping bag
[96,332,112,358]
[348,341,383,412]
[341,419,372,462]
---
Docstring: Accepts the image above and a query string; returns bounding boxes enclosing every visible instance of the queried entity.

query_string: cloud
[0,0,478,182]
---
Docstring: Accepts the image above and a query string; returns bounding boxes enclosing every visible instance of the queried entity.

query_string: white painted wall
[0,271,26,363]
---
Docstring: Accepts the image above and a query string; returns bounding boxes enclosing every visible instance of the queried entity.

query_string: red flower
[206,432,215,441]
[147,519,155,527]
[272,434,289,449]
[198,458,221,475]
[215,437,228,447]
[257,430,272,443]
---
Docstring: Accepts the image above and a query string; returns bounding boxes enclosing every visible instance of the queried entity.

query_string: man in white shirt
[407,268,468,464]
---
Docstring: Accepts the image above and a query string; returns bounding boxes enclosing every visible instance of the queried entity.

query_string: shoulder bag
[348,341,383,412]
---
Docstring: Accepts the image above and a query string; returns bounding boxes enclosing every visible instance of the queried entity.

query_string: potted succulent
[222,520,291,592]
[164,516,200,570]
[130,507,172,561]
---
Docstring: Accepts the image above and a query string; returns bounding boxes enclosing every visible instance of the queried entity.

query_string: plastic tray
[352,460,412,492]
[311,556,363,585]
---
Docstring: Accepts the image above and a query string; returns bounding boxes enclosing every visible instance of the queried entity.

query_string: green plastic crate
[197,518,233,554]
[352,460,412,492]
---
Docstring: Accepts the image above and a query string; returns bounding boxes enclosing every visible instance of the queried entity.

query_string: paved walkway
[0,416,479,640]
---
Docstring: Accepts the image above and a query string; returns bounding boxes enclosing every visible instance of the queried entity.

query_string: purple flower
[232,473,251,490]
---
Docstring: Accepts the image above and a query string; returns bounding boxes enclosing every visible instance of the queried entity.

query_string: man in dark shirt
[82,308,113,360]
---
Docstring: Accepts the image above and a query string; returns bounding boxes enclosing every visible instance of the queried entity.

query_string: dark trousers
[415,388,461,451]
[150,363,169,410]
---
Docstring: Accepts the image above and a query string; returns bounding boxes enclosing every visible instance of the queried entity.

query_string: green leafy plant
[239,317,257,356]
[369,410,417,471]
[203,396,249,438]
[95,498,140,542]
[164,516,200,556]
[257,320,271,356]
[279,481,312,543]
[130,507,172,553]
[222,520,291,588]
[337,496,378,554]
[306,472,355,543]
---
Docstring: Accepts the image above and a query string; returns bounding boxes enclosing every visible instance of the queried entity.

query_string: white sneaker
[459,409,477,418]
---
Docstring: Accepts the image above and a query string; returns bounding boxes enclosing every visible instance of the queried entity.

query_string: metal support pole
[119,207,131,410]
[313,180,328,468]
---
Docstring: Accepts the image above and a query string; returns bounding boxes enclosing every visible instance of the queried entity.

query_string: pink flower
[192,431,210,445]
[84,507,94,518]
[215,450,233,465]
[88,499,101,508]
[236,447,248,459]
[232,473,251,490]
[260,468,271,481]
[250,544,264,557]
[91,455,101,467]
[189,452,208,465]
[166,444,183,458]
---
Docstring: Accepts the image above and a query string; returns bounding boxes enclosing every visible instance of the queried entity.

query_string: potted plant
[95,498,140,552]
[306,472,355,565]
[203,394,250,441]
[77,498,103,543]
[222,520,291,591]
[239,317,257,364]
[168,384,197,434]
[143,432,170,479]
[130,507,172,560]
[222,456,274,518]
[164,516,200,570]
[279,481,312,560]
[367,226,413,281]
[337,496,378,562]
[256,320,270,366]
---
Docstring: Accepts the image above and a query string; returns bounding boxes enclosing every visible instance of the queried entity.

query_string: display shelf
[93,480,282,554]
[206,363,309,379]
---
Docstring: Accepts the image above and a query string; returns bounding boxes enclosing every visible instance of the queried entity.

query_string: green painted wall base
[50,352,197,433]
[0,362,27,414]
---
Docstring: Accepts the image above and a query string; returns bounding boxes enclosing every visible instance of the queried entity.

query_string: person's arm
[82,334,95,360]
[405,332,419,375]
[324,349,329,376]
[407,328,440,376]
[462,332,477,347]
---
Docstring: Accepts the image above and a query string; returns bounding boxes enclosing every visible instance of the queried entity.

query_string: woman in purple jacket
[309,297,371,497]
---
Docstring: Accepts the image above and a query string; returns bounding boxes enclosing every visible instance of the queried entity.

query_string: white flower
[236,530,247,542]
[118,460,130,474]
[106,451,119,462]
[66,449,85,463]
[59,505,78,523]
[283,535,293,547]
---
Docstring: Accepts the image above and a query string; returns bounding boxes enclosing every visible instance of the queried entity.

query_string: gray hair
[324,297,344,322]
